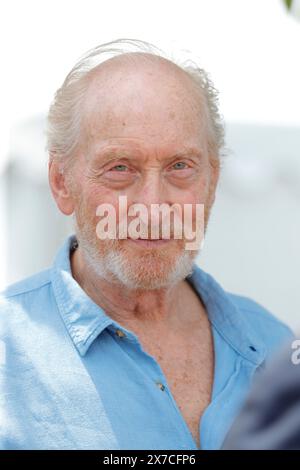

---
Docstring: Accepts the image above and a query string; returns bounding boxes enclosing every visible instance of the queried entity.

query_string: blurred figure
[223,340,300,449]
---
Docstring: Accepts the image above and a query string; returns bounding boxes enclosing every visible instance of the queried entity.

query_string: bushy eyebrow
[94,152,130,164]
[170,148,204,160]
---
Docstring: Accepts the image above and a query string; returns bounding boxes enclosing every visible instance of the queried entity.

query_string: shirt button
[156,382,165,391]
[115,328,126,338]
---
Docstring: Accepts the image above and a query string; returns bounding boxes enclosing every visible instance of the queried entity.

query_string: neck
[70,246,197,332]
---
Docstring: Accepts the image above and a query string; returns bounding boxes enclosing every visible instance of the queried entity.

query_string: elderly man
[0,39,293,450]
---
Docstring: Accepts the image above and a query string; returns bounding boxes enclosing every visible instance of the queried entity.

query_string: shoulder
[228,292,294,354]
[1,268,51,298]
[0,269,52,317]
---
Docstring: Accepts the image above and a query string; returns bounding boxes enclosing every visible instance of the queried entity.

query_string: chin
[112,246,195,291]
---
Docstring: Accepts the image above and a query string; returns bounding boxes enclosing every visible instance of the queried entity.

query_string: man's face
[69,56,219,290]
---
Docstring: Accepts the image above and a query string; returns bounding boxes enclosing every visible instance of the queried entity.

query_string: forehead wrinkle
[93,144,204,165]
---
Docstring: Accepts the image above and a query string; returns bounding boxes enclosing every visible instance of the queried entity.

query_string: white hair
[47,38,225,167]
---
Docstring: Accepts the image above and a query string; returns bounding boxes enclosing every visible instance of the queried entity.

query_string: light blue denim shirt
[0,235,293,450]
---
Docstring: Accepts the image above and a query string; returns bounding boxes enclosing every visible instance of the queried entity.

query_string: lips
[126,237,173,248]
[128,237,172,241]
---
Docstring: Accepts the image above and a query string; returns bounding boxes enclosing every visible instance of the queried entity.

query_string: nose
[128,171,175,238]
[134,170,169,208]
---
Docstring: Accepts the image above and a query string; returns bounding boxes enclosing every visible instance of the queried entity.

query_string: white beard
[74,217,198,291]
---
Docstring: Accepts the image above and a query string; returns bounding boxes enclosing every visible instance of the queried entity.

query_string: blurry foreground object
[222,339,300,449]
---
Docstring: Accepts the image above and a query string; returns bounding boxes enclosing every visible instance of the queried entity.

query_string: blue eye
[173,162,187,170]
[111,164,128,171]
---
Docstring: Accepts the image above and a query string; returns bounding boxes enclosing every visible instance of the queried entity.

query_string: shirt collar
[51,234,115,356]
[51,234,266,364]
[186,267,266,365]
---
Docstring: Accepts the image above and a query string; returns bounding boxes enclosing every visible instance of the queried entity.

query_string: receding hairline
[86,50,197,81]
[82,51,208,120]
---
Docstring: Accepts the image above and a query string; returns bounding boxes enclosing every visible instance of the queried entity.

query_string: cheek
[178,176,213,228]
[83,184,117,213]
[75,184,117,229]
[176,177,210,207]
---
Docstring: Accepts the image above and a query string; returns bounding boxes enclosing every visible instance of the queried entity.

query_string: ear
[208,157,220,206]
[48,158,75,215]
